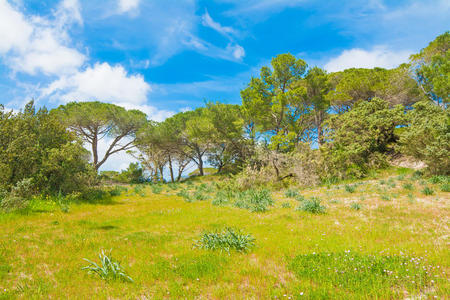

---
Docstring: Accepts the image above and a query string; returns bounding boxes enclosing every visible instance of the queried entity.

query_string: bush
[297,197,326,214]
[321,98,404,179]
[399,101,449,175]
[194,228,255,253]
[82,249,133,282]
[0,178,34,211]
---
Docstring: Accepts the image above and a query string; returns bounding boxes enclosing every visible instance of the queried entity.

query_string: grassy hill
[0,168,448,299]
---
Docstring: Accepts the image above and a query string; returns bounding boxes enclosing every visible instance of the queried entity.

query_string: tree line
[0,32,448,204]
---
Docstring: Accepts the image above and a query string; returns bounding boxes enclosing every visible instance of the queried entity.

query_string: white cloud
[131,1,244,66]
[228,44,245,60]
[114,102,175,122]
[201,9,236,37]
[118,0,140,13]
[324,47,411,72]
[0,0,86,76]
[43,62,151,104]
[0,0,33,53]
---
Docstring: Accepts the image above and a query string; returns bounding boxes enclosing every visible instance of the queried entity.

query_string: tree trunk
[159,165,164,182]
[168,154,174,183]
[198,155,204,176]
[92,133,99,170]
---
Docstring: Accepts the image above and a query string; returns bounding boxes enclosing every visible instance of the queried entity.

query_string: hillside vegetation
[0,32,448,299]
[0,168,448,298]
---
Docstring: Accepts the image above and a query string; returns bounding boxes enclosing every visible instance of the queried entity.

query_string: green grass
[0,169,448,298]
[289,252,443,298]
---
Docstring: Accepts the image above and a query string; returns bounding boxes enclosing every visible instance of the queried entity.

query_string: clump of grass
[379,180,386,185]
[428,175,448,184]
[350,202,362,210]
[407,193,416,204]
[345,185,356,193]
[402,183,414,191]
[193,190,208,201]
[289,252,439,298]
[396,175,405,181]
[296,197,326,214]
[285,189,299,198]
[411,170,423,181]
[194,228,255,253]
[381,194,391,201]
[82,250,133,282]
[440,183,450,192]
[421,187,434,196]
[150,184,162,194]
[109,186,128,197]
[295,194,305,202]
[167,183,179,190]
[233,189,274,212]
[281,202,291,208]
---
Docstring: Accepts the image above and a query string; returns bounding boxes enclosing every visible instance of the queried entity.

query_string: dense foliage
[0,102,95,207]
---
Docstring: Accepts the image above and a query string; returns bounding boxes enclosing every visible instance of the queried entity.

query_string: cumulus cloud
[0,0,86,76]
[43,62,151,104]
[324,47,412,72]
[117,0,140,13]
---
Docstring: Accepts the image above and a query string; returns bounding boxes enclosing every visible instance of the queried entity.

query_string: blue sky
[0,0,449,170]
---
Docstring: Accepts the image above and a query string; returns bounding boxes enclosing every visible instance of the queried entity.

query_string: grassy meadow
[0,168,449,299]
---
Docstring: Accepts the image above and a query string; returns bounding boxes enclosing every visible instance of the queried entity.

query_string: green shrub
[194,228,255,253]
[297,197,326,214]
[421,187,434,196]
[285,189,299,198]
[345,185,356,193]
[82,250,133,282]
[399,100,449,175]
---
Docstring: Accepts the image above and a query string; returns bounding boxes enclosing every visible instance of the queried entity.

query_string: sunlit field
[0,168,448,299]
